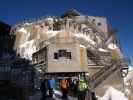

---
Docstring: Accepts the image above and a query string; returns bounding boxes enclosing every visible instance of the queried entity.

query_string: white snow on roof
[98,48,109,52]
[46,30,61,38]
[17,27,27,33]
[74,33,96,45]
[45,17,53,21]
[19,39,36,60]
[24,22,32,26]
[81,24,87,29]
[45,18,54,25]
[80,44,86,48]
[107,43,118,50]
[100,87,128,100]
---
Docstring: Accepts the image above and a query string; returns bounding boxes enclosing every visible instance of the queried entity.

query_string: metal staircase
[88,58,130,89]
[87,49,112,66]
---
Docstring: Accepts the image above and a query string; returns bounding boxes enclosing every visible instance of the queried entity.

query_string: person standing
[47,78,56,99]
[40,78,48,100]
[59,79,69,100]
[77,78,88,100]
[91,92,98,100]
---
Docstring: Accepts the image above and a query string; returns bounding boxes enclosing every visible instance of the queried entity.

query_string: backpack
[78,79,88,91]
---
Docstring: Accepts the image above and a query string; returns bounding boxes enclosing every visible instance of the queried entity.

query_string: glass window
[97,22,102,26]
[54,53,58,59]
[92,19,95,22]
[67,52,71,59]
[59,50,67,57]
[54,50,72,60]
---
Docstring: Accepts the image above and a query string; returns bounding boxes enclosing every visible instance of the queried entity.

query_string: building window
[92,19,95,23]
[67,52,71,59]
[54,50,72,60]
[54,53,58,59]
[97,22,102,26]
[59,50,67,57]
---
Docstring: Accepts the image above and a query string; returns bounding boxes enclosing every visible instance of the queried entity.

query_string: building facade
[12,9,130,98]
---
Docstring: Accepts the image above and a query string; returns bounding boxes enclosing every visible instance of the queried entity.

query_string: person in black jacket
[40,78,48,100]
[91,92,98,100]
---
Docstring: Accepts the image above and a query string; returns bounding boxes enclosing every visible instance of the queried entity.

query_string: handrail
[89,58,130,89]
[89,60,121,89]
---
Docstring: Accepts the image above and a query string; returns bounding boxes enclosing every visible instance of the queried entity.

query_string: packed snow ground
[100,87,128,100]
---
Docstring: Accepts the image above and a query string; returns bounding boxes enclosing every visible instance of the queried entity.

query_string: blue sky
[0,0,133,64]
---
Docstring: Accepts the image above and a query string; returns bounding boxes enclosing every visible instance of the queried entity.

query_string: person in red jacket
[59,79,69,100]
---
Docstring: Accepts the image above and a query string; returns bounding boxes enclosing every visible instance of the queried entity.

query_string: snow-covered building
[11,9,130,99]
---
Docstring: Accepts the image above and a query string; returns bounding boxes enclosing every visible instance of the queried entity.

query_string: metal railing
[89,58,130,89]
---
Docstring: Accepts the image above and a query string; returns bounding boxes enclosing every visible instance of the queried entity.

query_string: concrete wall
[47,42,88,73]
[74,16,108,34]
[88,16,108,33]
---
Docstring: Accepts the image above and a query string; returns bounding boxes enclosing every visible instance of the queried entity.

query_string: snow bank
[100,87,128,100]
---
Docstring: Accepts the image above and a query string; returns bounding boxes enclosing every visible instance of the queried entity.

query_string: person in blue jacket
[47,78,56,99]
